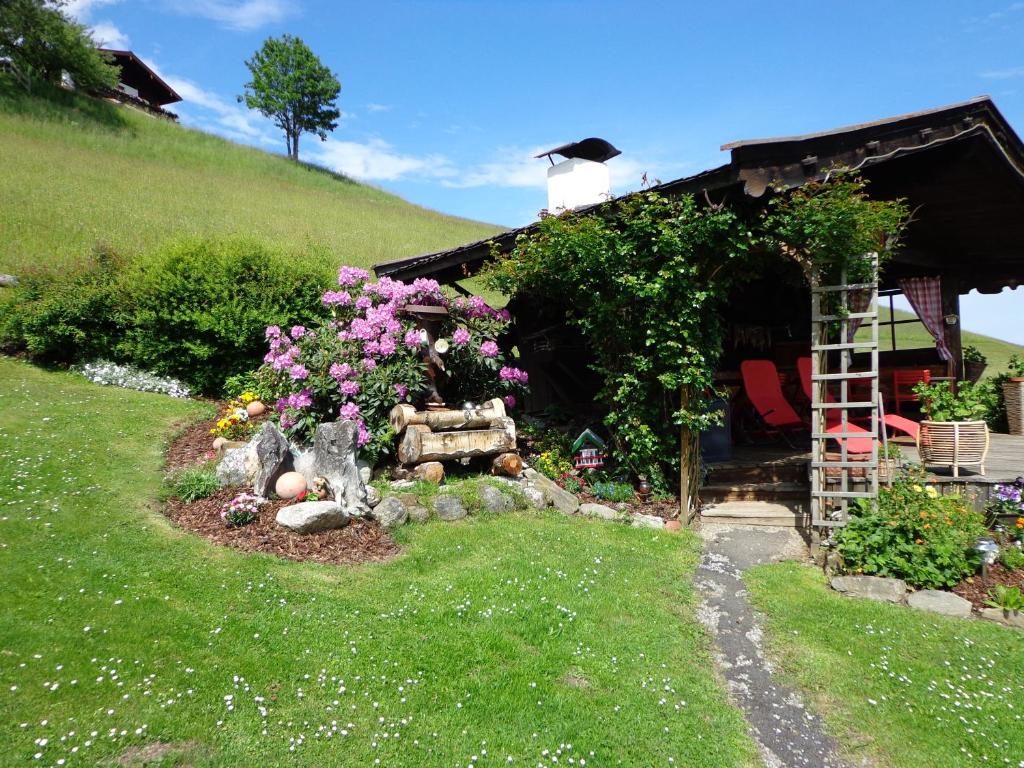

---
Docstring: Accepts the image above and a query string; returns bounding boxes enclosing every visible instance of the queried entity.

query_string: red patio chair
[799,357,920,439]
[740,360,808,444]
[892,369,931,416]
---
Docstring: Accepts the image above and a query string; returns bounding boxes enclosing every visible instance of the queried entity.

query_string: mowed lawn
[745,563,1024,768]
[0,83,500,275]
[0,358,757,768]
[858,307,1024,376]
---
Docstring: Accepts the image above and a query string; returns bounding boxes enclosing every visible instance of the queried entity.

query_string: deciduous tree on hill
[240,34,341,161]
[0,0,118,94]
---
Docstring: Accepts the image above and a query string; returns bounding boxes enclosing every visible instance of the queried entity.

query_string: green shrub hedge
[0,237,330,394]
[0,246,126,364]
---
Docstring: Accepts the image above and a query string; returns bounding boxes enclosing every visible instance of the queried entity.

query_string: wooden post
[680,386,692,524]
[940,277,963,383]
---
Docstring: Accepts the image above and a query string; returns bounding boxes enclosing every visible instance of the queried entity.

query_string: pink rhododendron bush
[259,266,528,464]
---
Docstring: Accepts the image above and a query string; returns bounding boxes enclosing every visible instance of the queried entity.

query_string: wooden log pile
[389,398,522,476]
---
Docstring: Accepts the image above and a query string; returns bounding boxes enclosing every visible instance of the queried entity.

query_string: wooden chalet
[95,49,181,119]
[374,97,1024,524]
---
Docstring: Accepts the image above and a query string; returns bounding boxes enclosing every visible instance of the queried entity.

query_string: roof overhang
[374,97,1024,292]
[99,48,182,106]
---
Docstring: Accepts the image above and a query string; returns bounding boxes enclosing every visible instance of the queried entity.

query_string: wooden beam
[941,277,963,382]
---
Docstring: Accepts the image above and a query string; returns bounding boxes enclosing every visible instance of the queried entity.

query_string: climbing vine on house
[484,175,907,493]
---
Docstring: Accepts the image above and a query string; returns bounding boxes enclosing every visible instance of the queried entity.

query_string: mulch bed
[576,491,681,520]
[165,487,400,566]
[162,410,400,567]
[953,563,1024,611]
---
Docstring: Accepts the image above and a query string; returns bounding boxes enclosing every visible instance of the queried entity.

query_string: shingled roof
[374,96,1024,293]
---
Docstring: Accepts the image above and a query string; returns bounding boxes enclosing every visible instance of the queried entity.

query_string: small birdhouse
[572,428,606,470]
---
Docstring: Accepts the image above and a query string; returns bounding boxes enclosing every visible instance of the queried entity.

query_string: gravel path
[696,524,861,768]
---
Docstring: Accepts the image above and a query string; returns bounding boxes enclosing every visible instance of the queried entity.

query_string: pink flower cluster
[499,366,529,384]
[453,295,511,321]
[263,265,524,453]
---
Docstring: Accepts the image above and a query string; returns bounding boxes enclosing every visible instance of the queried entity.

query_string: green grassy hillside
[0,81,500,274]
[858,307,1022,375]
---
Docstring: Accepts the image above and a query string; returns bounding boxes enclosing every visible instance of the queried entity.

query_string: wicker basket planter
[1004,378,1024,436]
[917,420,990,477]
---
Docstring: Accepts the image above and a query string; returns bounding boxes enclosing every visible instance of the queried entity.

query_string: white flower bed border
[75,360,192,399]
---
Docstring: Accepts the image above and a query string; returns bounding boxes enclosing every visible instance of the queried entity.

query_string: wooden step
[701,501,810,528]
[706,463,808,484]
[701,481,809,504]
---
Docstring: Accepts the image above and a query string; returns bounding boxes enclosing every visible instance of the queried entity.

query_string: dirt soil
[953,563,1024,611]
[163,412,400,567]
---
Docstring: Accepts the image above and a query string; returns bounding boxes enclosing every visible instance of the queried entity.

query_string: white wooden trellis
[809,255,880,527]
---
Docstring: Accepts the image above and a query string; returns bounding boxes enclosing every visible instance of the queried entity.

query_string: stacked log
[389,398,521,475]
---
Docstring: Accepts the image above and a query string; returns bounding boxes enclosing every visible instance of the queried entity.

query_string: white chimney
[536,138,621,213]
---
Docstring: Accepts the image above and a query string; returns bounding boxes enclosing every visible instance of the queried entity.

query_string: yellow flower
[911,484,923,493]
[925,487,938,498]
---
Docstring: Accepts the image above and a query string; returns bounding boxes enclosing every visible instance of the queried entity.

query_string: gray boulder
[479,484,514,514]
[408,505,431,524]
[980,608,1024,628]
[631,513,665,529]
[276,501,349,534]
[357,459,373,485]
[830,575,907,603]
[907,590,973,618]
[311,420,370,516]
[372,497,408,529]
[521,484,549,510]
[250,422,292,497]
[522,468,579,514]
[217,444,255,487]
[433,494,468,521]
[580,502,621,522]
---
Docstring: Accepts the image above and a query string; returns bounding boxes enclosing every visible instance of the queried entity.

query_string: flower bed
[953,564,1024,611]
[163,410,399,566]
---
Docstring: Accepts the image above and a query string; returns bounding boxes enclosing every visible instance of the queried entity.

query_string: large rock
[356,459,373,485]
[276,501,349,534]
[311,420,370,516]
[372,497,408,529]
[580,502,621,522]
[980,608,1024,629]
[251,422,292,497]
[521,484,549,510]
[479,484,514,514]
[433,494,468,521]
[907,590,973,618]
[632,513,665,529]
[522,468,579,514]
[408,505,431,523]
[217,444,255,487]
[830,575,907,603]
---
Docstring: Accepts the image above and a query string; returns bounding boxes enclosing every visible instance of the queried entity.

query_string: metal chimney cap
[535,137,621,164]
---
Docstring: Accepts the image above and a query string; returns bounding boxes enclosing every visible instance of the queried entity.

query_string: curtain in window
[844,289,872,343]
[897,276,952,361]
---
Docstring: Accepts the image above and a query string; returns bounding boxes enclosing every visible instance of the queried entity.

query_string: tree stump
[490,452,523,477]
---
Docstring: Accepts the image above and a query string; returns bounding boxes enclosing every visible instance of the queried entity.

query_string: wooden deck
[705,434,1024,514]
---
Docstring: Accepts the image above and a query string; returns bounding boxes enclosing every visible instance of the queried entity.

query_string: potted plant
[913,380,991,477]
[1001,355,1024,436]
[962,345,988,384]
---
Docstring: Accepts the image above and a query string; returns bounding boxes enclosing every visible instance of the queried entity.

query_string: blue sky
[69,0,1023,343]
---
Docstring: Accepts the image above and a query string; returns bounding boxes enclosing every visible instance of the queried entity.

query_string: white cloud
[64,0,122,20]
[442,145,689,194]
[164,0,294,31]
[89,21,130,49]
[366,103,392,113]
[980,66,1024,79]
[311,138,457,182]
